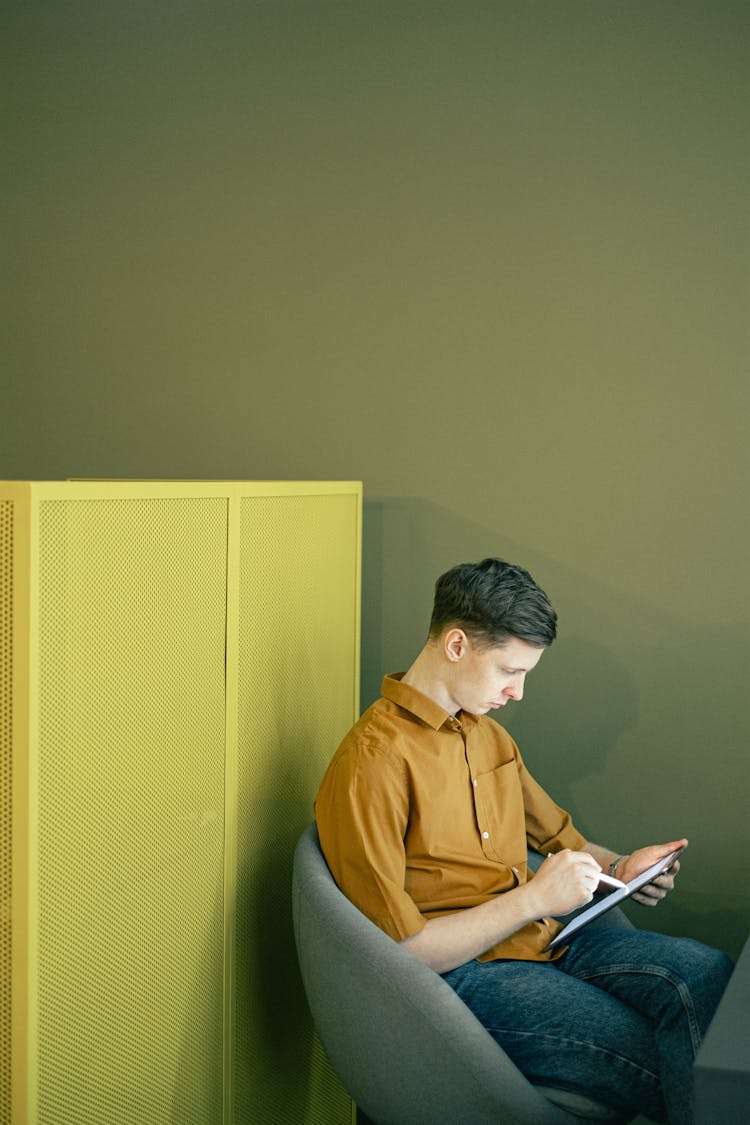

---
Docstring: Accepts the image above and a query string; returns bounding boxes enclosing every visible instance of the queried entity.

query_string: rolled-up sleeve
[517,747,586,855]
[315,739,426,943]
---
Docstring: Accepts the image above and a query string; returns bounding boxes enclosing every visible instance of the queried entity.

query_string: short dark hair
[428,558,557,649]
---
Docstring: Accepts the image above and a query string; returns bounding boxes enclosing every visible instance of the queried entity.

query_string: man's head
[428,558,557,651]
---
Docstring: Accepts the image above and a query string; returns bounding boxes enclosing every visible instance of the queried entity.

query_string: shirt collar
[381,673,479,732]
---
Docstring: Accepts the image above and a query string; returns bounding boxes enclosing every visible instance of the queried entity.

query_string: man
[316,558,732,1123]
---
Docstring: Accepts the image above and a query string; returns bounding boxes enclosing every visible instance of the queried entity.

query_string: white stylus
[597,871,627,889]
[545,854,628,890]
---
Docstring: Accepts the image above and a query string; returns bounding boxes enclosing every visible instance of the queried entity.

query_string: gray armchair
[292,823,634,1125]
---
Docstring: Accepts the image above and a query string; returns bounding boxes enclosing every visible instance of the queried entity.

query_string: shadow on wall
[361,496,750,960]
[505,633,638,816]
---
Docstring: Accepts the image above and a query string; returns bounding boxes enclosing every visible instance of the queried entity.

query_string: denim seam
[570,962,702,1056]
[486,1027,662,1084]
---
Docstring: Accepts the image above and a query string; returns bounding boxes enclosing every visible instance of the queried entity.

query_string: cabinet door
[231,490,359,1124]
[32,496,228,1124]
[1,499,12,1125]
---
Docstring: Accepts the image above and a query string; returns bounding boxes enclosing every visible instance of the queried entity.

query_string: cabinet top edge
[0,480,363,500]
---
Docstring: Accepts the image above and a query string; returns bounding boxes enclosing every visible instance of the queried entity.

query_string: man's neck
[401,644,458,715]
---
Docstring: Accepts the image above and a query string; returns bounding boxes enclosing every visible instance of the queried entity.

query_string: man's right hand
[401,848,604,973]
[529,849,603,917]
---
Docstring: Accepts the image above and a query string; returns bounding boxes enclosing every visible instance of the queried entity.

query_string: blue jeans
[442,928,733,1123]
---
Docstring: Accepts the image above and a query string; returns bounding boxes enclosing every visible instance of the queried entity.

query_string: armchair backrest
[292,823,620,1125]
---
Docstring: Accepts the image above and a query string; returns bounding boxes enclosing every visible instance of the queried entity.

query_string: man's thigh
[556,926,733,1052]
[442,956,665,1119]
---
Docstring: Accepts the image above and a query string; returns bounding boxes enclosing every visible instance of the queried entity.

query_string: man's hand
[530,849,603,917]
[616,839,687,906]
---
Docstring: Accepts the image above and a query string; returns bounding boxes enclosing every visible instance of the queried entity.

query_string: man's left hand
[617,839,688,906]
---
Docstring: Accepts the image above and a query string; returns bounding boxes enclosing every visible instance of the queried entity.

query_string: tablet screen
[546,846,685,951]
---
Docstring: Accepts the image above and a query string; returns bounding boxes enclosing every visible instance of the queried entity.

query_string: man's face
[447,634,545,716]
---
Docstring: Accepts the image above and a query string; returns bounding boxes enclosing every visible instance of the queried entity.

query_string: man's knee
[668,935,733,987]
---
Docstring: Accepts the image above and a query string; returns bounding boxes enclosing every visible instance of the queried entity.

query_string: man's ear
[444,628,468,662]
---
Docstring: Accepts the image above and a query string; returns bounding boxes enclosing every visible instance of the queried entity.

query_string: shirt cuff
[536,822,587,855]
[376,901,427,944]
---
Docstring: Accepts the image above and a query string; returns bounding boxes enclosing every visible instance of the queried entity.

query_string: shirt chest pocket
[474,759,527,866]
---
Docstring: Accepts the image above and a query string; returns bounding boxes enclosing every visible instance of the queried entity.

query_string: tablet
[546,846,685,951]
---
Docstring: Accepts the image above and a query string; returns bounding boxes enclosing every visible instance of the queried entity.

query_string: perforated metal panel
[231,492,358,1124]
[35,497,228,1124]
[0,501,12,1125]
[3,481,360,1125]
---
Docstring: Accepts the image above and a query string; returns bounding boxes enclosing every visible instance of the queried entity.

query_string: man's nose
[505,676,524,701]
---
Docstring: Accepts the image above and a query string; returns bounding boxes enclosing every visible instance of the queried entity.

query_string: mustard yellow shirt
[315,674,586,962]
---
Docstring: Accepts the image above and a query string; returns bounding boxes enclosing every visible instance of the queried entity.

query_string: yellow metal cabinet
[0,480,360,1125]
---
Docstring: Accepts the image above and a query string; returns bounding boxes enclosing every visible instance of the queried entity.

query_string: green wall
[3,1,748,957]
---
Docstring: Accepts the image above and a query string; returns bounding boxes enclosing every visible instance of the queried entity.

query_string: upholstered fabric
[292,824,634,1125]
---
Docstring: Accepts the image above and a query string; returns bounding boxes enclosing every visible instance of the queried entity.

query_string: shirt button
[482,831,489,839]
[473,779,478,788]
[511,866,519,876]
